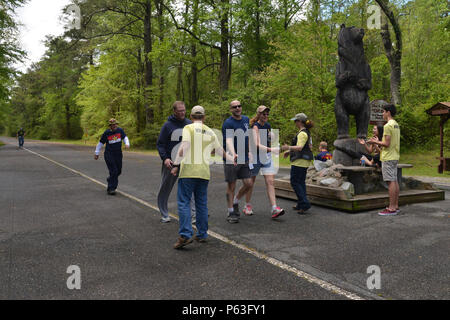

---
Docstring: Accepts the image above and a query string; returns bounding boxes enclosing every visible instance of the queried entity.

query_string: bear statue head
[338,24,365,47]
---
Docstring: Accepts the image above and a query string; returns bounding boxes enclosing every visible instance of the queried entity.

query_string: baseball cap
[191,105,205,116]
[290,113,308,122]
[257,105,270,113]
[109,118,119,125]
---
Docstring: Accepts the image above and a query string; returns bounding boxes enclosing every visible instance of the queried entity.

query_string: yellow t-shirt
[179,122,221,180]
[291,131,313,168]
[380,119,400,161]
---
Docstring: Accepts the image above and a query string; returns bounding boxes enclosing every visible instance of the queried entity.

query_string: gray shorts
[382,160,398,182]
[224,164,251,183]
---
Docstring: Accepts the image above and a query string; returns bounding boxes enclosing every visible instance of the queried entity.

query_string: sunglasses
[231,105,242,109]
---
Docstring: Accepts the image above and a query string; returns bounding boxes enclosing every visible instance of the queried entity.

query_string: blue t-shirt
[315,151,332,162]
[252,121,271,165]
[222,116,250,163]
[100,128,127,153]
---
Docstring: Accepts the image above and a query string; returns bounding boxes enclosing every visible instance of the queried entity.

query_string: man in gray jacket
[156,101,195,223]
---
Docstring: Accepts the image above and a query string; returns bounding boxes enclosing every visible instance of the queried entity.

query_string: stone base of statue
[274,161,445,213]
[332,138,367,166]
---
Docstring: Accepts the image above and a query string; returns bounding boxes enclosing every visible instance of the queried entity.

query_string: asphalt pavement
[1,137,449,300]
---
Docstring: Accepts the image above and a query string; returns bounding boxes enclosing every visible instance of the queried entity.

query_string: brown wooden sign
[369,100,388,125]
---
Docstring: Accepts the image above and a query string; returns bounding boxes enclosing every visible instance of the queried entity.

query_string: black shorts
[224,164,251,183]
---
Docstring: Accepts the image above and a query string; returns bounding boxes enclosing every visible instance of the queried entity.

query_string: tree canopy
[3,0,449,150]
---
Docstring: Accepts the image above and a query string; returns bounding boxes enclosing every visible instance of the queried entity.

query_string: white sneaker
[160,216,171,223]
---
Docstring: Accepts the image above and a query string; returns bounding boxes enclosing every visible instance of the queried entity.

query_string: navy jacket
[157,115,192,161]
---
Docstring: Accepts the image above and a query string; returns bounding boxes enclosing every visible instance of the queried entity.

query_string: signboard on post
[370,100,388,125]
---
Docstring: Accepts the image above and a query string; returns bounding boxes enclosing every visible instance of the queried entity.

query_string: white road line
[23,146,365,300]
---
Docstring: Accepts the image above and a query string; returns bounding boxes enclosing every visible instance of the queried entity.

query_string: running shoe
[233,203,240,215]
[385,207,401,214]
[243,204,254,216]
[378,208,398,216]
[271,207,285,219]
[160,216,171,223]
[227,213,240,223]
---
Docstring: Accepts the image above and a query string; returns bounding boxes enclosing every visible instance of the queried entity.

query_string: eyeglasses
[231,105,242,109]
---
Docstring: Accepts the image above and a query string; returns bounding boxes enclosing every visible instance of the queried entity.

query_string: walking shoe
[293,206,310,214]
[173,236,193,249]
[385,207,400,214]
[193,235,207,243]
[243,204,254,216]
[271,207,285,219]
[378,208,397,216]
[233,203,240,217]
[160,216,171,223]
[107,189,116,195]
[227,213,240,224]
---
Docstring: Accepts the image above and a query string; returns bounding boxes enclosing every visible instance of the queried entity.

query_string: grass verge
[21,138,450,179]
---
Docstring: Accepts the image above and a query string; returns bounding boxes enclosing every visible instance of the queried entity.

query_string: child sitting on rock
[315,141,333,162]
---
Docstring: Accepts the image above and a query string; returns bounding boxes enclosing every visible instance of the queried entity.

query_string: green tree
[0,0,25,132]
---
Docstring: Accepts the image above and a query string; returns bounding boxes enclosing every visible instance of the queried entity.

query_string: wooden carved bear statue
[335,24,372,140]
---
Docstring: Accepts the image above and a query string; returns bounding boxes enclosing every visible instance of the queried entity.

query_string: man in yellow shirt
[369,104,400,216]
[170,106,235,249]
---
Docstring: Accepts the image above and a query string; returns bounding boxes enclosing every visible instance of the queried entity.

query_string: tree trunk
[156,0,165,121]
[376,0,402,106]
[144,0,153,125]
[191,0,199,106]
[219,0,229,95]
[255,0,262,71]
[176,59,183,100]
[65,104,71,139]
[136,48,145,133]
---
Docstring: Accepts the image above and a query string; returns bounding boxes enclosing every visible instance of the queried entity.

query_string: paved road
[1,137,449,300]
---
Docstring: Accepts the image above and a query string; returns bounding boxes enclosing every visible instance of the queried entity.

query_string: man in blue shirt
[222,100,254,223]
[94,118,130,195]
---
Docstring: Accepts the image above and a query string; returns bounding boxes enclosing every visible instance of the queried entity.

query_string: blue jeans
[177,178,209,239]
[18,136,24,147]
[290,166,311,210]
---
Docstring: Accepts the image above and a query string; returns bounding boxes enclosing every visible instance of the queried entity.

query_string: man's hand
[270,147,280,155]
[170,166,179,176]
[124,145,130,150]
[164,158,173,170]
[94,155,99,160]
[283,151,290,159]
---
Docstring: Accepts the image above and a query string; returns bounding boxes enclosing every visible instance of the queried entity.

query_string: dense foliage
[3,0,449,151]
[0,0,25,132]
